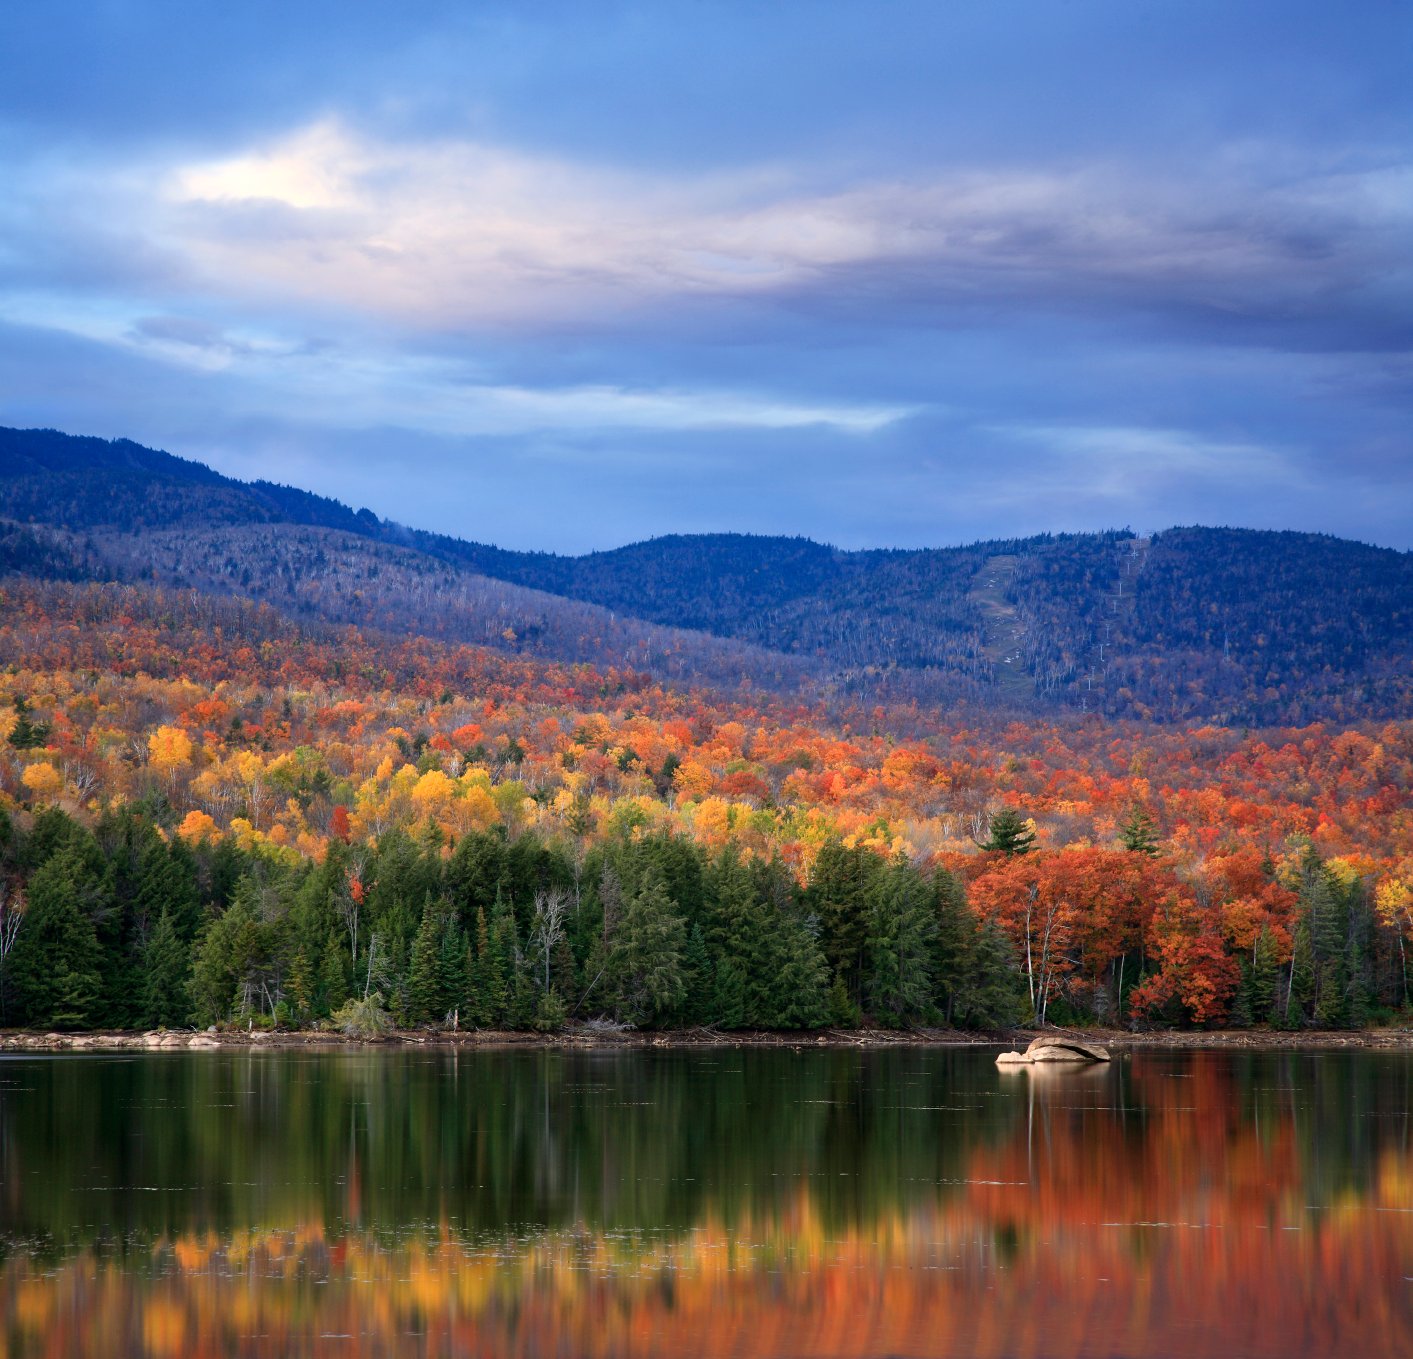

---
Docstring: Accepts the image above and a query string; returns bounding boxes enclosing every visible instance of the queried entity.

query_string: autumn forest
[1,507,1411,1036]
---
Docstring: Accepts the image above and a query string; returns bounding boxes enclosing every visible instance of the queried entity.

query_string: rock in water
[996,1035,1111,1066]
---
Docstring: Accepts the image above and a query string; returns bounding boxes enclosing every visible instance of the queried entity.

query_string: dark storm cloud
[0,1,1409,549]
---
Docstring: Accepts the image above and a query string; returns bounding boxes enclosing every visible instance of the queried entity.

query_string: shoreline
[3,1024,1413,1054]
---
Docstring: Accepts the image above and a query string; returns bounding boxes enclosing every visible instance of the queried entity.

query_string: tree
[961,918,1026,1028]
[610,868,685,1026]
[807,839,882,1003]
[981,808,1036,856]
[407,899,446,1026]
[147,725,194,783]
[1119,805,1161,856]
[529,887,570,996]
[20,762,64,804]
[141,908,191,1027]
[864,857,937,1026]
[6,848,105,1029]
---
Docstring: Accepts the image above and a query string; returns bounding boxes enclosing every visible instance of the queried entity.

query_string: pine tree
[407,899,444,1026]
[610,869,685,1026]
[141,907,190,1027]
[981,808,1036,856]
[961,918,1025,1028]
[318,932,350,1016]
[679,923,714,1026]
[863,858,937,1026]
[1284,916,1315,1027]
[1119,806,1162,856]
[7,847,105,1029]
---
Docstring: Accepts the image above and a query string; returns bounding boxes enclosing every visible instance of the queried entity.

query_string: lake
[1,1046,1410,1357]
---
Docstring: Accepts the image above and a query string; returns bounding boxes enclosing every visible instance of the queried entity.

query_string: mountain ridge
[2,425,1410,725]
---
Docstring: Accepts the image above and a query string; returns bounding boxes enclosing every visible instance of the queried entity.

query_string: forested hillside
[3,425,1411,725]
[0,575,1411,1035]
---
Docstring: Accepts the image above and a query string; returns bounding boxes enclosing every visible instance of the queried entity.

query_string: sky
[1,1,1410,553]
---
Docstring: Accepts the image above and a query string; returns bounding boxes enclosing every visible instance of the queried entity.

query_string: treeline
[1,800,1405,1036]
[0,807,1024,1034]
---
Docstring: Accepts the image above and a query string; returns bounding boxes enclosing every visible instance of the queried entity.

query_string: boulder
[996,1034,1111,1066]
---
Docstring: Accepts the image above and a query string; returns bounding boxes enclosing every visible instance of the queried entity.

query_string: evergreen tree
[407,899,445,1026]
[1250,926,1280,1023]
[932,868,974,1025]
[140,907,190,1027]
[485,890,518,1026]
[1285,916,1315,1027]
[764,913,830,1028]
[960,918,1025,1028]
[610,868,685,1026]
[806,839,881,1005]
[712,957,748,1029]
[7,847,105,1029]
[468,905,494,1025]
[864,858,938,1026]
[438,919,472,1024]
[981,808,1036,856]
[679,923,714,1026]
[1119,806,1162,856]
[286,945,315,1024]
[318,932,350,1016]
[1308,872,1347,1027]
[704,847,768,1025]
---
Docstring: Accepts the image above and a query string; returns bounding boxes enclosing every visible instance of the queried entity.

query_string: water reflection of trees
[0,1049,1025,1246]
[3,1049,1413,1357]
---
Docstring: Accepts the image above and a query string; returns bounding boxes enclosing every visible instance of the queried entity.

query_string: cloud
[99,119,1400,345]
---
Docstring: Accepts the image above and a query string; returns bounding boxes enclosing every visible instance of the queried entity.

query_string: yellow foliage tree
[148,725,194,778]
[21,761,63,802]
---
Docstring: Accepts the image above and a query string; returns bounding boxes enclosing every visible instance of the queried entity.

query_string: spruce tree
[610,869,685,1026]
[318,932,350,1016]
[1250,926,1280,1023]
[438,919,471,1024]
[932,868,974,1025]
[765,914,830,1028]
[864,858,938,1026]
[8,847,105,1029]
[141,907,191,1028]
[981,808,1036,856]
[1308,873,1347,1027]
[1119,806,1162,856]
[806,839,880,1006]
[407,900,444,1026]
[1285,916,1315,1027]
[679,923,714,1026]
[485,891,517,1026]
[962,918,1025,1028]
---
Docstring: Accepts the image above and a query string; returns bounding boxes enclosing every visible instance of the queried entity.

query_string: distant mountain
[2,425,1411,725]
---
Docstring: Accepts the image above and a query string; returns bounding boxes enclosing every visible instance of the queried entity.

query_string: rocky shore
[3,1024,1412,1053]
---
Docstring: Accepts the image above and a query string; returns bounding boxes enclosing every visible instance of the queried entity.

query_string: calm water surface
[1,1046,1411,1357]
